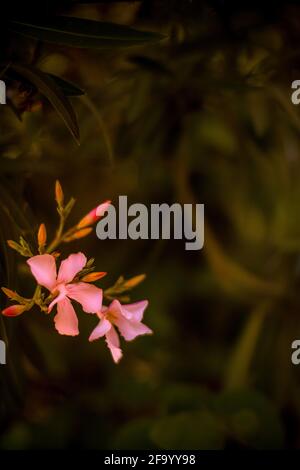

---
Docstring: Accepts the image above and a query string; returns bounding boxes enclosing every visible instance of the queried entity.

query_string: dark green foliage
[1,1,300,450]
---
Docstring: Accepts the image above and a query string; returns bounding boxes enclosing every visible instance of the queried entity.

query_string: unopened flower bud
[38,223,47,249]
[64,228,92,242]
[2,304,26,317]
[77,200,111,229]
[1,287,18,300]
[55,180,64,207]
[123,274,146,289]
[81,272,107,282]
[7,240,21,251]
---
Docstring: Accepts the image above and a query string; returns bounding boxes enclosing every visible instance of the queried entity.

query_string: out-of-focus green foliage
[1,0,300,449]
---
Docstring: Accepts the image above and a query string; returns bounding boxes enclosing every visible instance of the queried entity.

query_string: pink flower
[27,253,103,336]
[89,299,152,363]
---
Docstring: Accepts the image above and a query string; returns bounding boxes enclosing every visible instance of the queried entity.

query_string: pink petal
[115,316,153,341]
[27,254,57,291]
[57,252,87,284]
[66,282,102,313]
[48,286,67,313]
[54,297,79,336]
[106,326,123,363]
[119,300,149,321]
[89,318,111,342]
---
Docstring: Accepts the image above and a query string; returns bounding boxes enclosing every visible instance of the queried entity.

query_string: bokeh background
[1,0,300,449]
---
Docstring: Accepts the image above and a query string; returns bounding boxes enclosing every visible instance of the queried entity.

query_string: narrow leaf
[47,73,85,96]
[9,63,80,144]
[9,16,165,49]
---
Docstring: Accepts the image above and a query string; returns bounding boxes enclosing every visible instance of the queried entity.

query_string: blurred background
[1,0,300,449]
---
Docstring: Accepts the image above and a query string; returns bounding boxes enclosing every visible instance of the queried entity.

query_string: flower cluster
[1,182,152,363]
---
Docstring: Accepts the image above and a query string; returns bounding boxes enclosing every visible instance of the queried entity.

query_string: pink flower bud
[77,200,111,229]
[2,304,26,317]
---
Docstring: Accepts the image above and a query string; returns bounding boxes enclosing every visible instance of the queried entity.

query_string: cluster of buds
[1,181,152,363]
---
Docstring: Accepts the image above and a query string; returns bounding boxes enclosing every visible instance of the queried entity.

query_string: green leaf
[47,74,85,97]
[150,411,225,450]
[214,389,284,449]
[160,383,212,414]
[225,301,270,390]
[113,418,154,450]
[0,185,31,418]
[9,63,80,144]
[205,223,284,298]
[129,55,171,76]
[9,17,165,49]
[0,62,11,79]
[6,98,23,122]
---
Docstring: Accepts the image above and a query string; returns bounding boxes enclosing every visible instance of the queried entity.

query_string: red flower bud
[2,304,26,317]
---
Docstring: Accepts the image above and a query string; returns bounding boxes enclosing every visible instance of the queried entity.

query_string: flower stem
[46,214,65,254]
[30,215,65,310]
